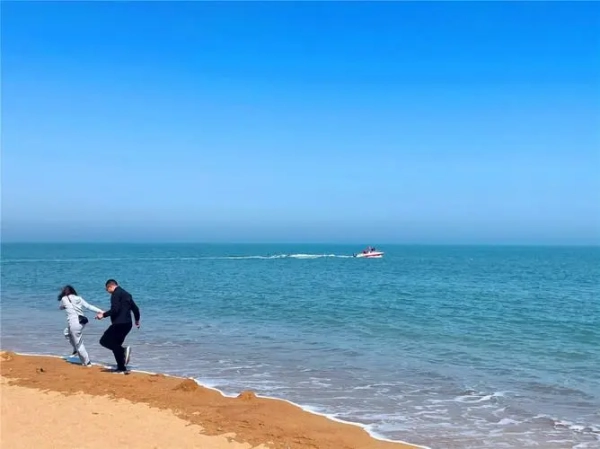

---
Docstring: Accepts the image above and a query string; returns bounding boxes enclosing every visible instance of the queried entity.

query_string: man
[96,279,140,373]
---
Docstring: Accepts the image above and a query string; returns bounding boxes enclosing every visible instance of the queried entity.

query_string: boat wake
[2,254,360,263]
[206,254,354,260]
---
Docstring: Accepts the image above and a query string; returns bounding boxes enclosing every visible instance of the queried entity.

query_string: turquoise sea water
[1,243,599,449]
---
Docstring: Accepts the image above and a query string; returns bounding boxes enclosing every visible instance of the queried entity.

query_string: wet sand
[0,352,421,449]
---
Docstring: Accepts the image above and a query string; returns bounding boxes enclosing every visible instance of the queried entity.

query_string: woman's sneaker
[125,346,132,366]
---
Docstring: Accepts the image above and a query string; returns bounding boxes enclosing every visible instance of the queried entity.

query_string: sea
[1,243,599,449]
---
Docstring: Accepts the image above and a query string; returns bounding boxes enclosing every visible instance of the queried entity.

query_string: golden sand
[0,352,420,449]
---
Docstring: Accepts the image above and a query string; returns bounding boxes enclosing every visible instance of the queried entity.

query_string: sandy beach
[0,352,420,449]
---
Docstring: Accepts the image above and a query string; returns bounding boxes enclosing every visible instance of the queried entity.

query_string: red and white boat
[353,247,384,258]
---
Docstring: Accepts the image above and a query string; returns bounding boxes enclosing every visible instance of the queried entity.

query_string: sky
[2,1,599,244]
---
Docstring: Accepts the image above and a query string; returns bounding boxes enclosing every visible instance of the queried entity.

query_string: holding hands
[94,312,140,329]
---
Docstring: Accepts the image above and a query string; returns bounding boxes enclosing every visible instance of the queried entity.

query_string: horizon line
[2,241,599,248]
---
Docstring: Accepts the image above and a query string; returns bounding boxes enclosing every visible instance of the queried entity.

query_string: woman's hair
[58,285,78,301]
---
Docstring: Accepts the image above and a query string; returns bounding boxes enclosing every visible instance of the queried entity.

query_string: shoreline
[1,351,424,449]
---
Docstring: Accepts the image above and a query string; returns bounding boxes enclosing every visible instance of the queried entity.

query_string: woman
[58,285,104,366]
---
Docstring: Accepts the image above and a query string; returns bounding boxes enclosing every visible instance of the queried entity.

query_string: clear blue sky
[2,1,599,244]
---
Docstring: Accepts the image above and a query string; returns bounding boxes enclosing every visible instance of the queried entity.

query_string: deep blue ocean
[1,243,598,449]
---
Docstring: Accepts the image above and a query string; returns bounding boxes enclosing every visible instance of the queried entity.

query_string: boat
[353,246,384,258]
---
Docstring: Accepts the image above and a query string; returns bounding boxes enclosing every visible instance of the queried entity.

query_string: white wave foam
[573,442,600,449]
[553,419,600,435]
[497,418,520,425]
[224,393,430,449]
[453,391,507,404]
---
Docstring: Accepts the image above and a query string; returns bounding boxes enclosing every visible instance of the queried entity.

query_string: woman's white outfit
[59,294,102,366]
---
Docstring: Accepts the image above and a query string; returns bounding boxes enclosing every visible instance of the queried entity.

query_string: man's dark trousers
[100,323,132,371]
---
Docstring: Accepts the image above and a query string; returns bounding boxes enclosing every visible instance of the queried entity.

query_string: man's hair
[105,279,118,287]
